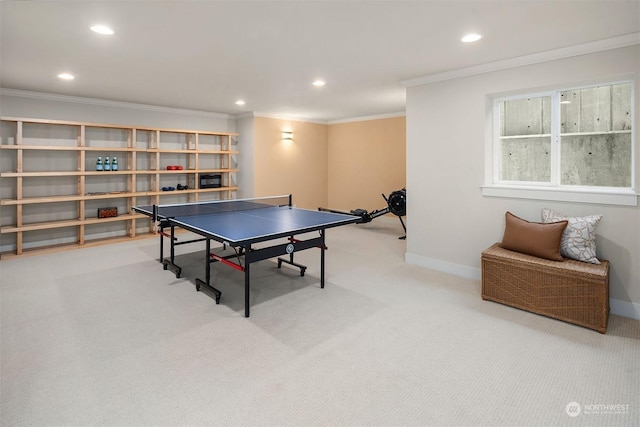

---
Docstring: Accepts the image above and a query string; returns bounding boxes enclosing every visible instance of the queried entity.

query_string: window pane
[561,84,632,133]
[500,136,551,182]
[561,86,612,133]
[500,97,551,136]
[560,82,632,187]
[612,83,633,131]
[499,96,551,182]
[561,133,632,187]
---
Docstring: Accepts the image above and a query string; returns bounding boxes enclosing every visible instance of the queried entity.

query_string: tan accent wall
[327,116,406,212]
[253,116,328,209]
[252,115,406,213]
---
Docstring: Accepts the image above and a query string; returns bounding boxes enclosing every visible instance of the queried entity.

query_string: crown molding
[234,111,256,120]
[243,111,406,125]
[401,32,640,88]
[0,88,233,119]
[328,111,405,125]
[251,112,329,125]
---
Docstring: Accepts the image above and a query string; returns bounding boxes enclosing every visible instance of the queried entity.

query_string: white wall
[405,45,640,319]
[0,91,236,132]
[235,114,255,199]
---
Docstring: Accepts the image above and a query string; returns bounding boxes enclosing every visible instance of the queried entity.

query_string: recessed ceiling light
[461,33,482,43]
[57,73,75,80]
[235,100,245,106]
[560,101,571,104]
[90,25,114,35]
[312,80,326,87]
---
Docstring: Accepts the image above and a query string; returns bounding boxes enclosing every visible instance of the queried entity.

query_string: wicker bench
[481,243,610,333]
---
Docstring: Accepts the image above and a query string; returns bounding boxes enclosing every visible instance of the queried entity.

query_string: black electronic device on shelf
[199,174,221,189]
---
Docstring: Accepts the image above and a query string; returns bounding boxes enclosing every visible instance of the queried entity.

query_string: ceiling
[1,1,639,122]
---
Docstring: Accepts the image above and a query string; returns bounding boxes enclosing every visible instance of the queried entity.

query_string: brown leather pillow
[500,212,568,261]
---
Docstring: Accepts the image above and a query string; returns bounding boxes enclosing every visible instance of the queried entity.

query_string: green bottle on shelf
[112,156,118,171]
[104,156,111,171]
[96,156,103,171]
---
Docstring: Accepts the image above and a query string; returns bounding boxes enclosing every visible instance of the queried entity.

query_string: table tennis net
[153,195,292,219]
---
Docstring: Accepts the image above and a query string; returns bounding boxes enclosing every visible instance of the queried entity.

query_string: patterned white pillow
[541,208,602,264]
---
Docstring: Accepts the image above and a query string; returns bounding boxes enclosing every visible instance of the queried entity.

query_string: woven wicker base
[482,243,609,333]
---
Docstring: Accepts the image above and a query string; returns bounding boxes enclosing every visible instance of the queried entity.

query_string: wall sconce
[282,130,293,142]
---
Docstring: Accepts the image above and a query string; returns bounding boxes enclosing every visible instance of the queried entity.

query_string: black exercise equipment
[319,188,406,239]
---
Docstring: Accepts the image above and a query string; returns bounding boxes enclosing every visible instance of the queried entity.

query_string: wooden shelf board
[147,169,198,174]
[0,233,157,260]
[0,145,147,152]
[0,188,237,205]
[147,149,238,154]
[199,186,238,192]
[2,170,132,177]
[82,147,147,152]
[83,171,137,176]
[82,192,144,200]
[83,214,148,226]
[148,186,238,196]
[1,192,144,205]
[1,213,148,233]
[1,145,79,151]
[139,169,238,175]
[1,117,239,137]
[2,169,237,178]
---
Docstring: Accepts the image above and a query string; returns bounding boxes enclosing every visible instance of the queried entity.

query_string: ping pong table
[132,195,359,317]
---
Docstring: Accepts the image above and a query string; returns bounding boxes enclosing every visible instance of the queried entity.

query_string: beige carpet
[1,217,638,426]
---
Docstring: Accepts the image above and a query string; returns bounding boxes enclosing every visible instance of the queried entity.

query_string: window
[484,81,636,206]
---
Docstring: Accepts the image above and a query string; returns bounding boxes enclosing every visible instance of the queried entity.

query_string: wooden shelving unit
[0,117,239,258]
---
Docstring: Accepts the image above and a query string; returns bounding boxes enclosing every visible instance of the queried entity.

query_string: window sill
[481,185,638,206]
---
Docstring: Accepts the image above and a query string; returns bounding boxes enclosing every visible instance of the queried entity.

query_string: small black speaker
[199,174,222,188]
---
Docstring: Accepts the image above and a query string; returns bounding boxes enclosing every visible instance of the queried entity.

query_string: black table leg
[162,224,182,278]
[159,224,164,264]
[320,230,325,288]
[170,225,175,264]
[245,255,250,317]
[196,238,221,304]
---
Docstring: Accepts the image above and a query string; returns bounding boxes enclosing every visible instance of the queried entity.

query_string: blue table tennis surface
[134,204,359,245]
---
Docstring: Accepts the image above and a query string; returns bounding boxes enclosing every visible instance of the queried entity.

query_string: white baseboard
[609,299,640,320]
[405,252,640,321]
[405,252,482,281]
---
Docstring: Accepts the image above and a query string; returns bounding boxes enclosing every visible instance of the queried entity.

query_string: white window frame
[482,80,638,206]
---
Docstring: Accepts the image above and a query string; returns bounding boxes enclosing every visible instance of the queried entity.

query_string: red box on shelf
[97,207,118,218]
